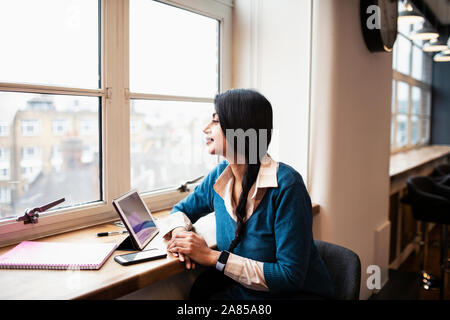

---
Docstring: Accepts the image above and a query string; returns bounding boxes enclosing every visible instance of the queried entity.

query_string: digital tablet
[112,189,159,250]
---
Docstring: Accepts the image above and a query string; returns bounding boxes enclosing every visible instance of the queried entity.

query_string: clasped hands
[166,227,220,270]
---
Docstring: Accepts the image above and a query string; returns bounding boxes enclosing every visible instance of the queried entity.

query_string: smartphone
[114,248,167,266]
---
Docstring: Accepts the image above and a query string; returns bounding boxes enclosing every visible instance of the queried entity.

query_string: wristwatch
[215,250,230,273]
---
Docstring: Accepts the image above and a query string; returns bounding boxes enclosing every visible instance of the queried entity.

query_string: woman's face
[203,112,226,156]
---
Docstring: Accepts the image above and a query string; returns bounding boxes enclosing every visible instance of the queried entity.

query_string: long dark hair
[214,89,273,252]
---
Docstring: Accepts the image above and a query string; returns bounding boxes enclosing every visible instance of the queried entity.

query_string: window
[0,148,11,181]
[391,23,433,153]
[0,187,11,204]
[129,0,220,193]
[0,168,9,181]
[21,146,41,160]
[0,148,9,162]
[0,0,102,223]
[0,122,8,137]
[20,119,41,136]
[0,0,232,244]
[52,119,70,136]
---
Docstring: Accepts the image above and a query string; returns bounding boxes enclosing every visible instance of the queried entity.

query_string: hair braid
[228,162,261,252]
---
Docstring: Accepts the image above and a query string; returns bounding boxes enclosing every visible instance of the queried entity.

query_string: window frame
[0,0,232,247]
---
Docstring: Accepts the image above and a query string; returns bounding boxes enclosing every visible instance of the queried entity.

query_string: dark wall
[430,61,450,145]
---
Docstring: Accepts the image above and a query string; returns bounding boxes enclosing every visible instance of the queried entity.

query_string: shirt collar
[213,154,279,200]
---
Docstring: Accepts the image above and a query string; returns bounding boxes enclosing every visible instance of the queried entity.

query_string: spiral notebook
[0,241,117,270]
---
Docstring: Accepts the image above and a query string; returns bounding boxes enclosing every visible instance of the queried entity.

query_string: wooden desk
[389,145,450,268]
[0,205,320,300]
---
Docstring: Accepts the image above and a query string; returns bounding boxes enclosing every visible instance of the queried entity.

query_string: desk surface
[0,205,320,300]
[389,145,450,177]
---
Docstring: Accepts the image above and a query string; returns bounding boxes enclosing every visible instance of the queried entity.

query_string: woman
[164,89,334,300]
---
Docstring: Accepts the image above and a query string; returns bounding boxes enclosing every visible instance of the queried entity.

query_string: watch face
[380,0,398,51]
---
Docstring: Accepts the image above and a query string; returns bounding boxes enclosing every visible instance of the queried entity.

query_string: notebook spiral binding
[0,263,99,270]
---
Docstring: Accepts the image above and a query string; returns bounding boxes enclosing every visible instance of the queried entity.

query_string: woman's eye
[212,120,219,123]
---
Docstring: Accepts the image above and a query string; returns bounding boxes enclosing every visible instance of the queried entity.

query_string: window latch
[106,87,112,100]
[17,198,65,225]
[177,176,204,193]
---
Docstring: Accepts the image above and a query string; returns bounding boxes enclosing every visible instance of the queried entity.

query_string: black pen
[97,231,128,237]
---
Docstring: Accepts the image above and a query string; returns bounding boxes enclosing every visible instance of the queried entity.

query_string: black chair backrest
[406,176,450,224]
[314,240,361,300]
[435,164,450,177]
[437,174,450,187]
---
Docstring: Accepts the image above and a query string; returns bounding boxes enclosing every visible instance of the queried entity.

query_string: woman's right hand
[168,227,196,270]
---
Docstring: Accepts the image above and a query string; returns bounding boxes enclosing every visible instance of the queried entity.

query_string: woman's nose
[203,122,211,134]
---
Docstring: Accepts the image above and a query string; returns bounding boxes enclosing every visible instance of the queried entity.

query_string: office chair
[434,164,450,177]
[314,240,361,300]
[405,176,450,300]
[437,174,450,187]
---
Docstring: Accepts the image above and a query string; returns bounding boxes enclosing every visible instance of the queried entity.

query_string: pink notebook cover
[0,241,117,270]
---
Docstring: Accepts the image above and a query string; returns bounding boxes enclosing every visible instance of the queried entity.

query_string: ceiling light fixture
[423,38,449,52]
[409,25,440,41]
[398,1,425,24]
[434,49,450,62]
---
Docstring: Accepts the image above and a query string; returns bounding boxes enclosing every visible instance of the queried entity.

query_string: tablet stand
[116,235,139,251]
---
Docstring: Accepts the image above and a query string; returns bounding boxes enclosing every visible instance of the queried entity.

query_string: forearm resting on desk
[159,211,193,239]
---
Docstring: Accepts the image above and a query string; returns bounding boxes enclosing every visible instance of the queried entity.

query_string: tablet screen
[114,190,158,249]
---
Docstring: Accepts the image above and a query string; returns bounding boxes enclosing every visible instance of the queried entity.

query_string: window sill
[389,144,450,178]
[0,187,194,249]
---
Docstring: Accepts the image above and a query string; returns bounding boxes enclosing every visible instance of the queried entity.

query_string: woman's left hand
[167,231,220,267]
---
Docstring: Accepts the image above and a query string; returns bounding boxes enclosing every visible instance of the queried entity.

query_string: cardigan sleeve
[263,179,313,293]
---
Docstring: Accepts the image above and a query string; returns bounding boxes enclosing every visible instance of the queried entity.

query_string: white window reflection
[130,0,219,97]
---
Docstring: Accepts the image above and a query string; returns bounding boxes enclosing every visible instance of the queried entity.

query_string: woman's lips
[206,137,214,145]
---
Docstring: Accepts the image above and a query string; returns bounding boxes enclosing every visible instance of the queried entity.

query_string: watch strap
[215,250,230,273]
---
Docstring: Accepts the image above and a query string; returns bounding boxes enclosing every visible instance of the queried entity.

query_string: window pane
[396,114,409,147]
[411,86,421,115]
[421,117,430,143]
[0,92,101,220]
[411,115,419,145]
[411,45,423,80]
[130,0,220,97]
[391,80,396,113]
[130,100,217,192]
[423,54,433,85]
[397,81,410,113]
[0,0,100,88]
[395,35,411,75]
[391,116,395,147]
[392,39,398,70]
[422,90,431,116]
